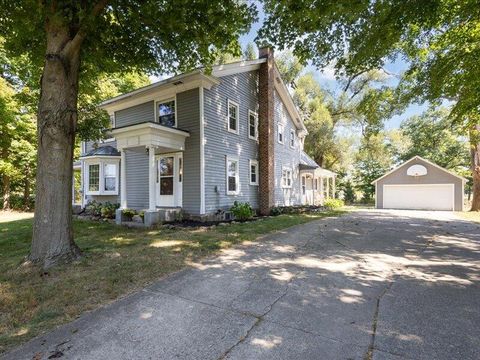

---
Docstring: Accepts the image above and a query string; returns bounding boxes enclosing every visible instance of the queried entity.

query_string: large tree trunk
[2,175,10,210]
[30,24,82,268]
[470,125,480,211]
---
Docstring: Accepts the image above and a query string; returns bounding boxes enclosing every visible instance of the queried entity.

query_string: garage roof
[372,156,467,184]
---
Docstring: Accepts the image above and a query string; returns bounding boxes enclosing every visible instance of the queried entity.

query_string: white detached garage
[373,156,466,211]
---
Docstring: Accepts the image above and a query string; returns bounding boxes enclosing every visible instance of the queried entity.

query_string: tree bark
[30,23,82,268]
[470,125,480,211]
[2,175,10,210]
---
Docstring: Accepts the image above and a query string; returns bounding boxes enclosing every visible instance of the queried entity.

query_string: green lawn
[0,210,344,353]
[458,211,480,223]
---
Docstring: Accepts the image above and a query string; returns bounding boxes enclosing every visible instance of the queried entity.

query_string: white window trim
[249,159,259,186]
[226,156,240,195]
[278,124,284,144]
[248,110,258,141]
[155,97,177,128]
[289,129,295,149]
[282,166,292,188]
[85,158,120,196]
[227,99,240,134]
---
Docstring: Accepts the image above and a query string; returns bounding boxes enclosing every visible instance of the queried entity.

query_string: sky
[238,4,428,130]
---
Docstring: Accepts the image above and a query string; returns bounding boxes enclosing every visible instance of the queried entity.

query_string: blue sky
[239,5,427,129]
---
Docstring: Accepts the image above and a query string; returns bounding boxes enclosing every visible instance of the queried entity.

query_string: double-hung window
[248,110,258,140]
[278,124,284,144]
[88,164,100,192]
[249,160,259,185]
[157,99,176,127]
[227,100,239,134]
[290,129,295,148]
[226,156,240,195]
[86,160,119,195]
[282,167,292,188]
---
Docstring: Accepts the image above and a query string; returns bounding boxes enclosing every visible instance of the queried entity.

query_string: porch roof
[111,121,190,152]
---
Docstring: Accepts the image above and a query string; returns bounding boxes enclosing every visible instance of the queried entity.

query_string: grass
[0,209,344,353]
[458,210,480,223]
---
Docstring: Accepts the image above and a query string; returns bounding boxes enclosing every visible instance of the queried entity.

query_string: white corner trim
[199,87,206,214]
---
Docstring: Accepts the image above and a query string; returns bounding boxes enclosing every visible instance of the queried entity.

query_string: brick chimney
[258,46,275,215]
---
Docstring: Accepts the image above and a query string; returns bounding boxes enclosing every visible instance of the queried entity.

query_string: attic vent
[173,80,183,85]
[407,164,427,177]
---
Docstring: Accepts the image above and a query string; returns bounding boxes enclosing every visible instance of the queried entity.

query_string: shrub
[85,200,103,216]
[230,201,254,221]
[122,208,137,220]
[100,202,120,219]
[323,198,344,210]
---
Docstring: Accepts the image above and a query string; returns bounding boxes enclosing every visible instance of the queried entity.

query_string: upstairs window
[278,124,284,144]
[227,100,239,134]
[226,157,239,194]
[290,129,295,148]
[158,99,176,127]
[282,167,292,188]
[248,110,258,140]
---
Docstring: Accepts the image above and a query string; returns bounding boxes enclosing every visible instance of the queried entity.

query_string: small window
[89,164,100,192]
[278,124,284,144]
[179,157,183,183]
[301,176,306,195]
[248,110,258,140]
[290,129,295,148]
[158,99,176,127]
[226,157,239,194]
[314,178,318,191]
[227,100,239,134]
[282,167,292,188]
[249,160,259,185]
[104,163,117,192]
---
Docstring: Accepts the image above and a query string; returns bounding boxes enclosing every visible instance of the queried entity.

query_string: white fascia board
[100,72,219,112]
[212,59,266,77]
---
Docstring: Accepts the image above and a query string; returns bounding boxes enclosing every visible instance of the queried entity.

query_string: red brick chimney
[258,46,275,215]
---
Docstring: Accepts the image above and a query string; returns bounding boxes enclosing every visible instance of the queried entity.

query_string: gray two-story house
[77,47,337,225]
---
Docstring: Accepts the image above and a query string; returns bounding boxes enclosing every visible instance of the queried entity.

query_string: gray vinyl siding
[115,101,154,128]
[125,149,149,209]
[203,71,260,212]
[273,90,302,206]
[176,88,201,214]
[376,157,464,211]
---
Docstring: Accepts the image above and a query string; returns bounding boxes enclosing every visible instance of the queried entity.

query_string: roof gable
[372,156,467,184]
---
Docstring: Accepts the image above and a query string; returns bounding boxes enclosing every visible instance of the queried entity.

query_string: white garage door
[383,184,454,211]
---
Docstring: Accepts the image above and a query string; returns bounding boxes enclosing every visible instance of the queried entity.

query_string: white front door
[156,153,183,207]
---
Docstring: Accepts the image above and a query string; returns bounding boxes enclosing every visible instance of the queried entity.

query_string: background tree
[259,0,480,210]
[0,1,256,268]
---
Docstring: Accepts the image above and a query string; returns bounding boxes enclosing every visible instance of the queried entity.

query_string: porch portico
[111,122,190,222]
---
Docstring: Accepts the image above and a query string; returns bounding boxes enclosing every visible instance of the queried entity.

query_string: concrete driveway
[4,210,480,360]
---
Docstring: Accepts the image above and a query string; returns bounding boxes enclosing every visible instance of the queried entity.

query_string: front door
[156,153,182,207]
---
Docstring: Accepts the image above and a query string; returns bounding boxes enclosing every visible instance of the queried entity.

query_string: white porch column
[326,177,330,199]
[148,146,156,211]
[120,150,127,209]
[332,176,336,199]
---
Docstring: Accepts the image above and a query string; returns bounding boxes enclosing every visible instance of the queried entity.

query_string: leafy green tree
[259,0,480,210]
[399,108,470,172]
[0,1,256,268]
[243,43,257,61]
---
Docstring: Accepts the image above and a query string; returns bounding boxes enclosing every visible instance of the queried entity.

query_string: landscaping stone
[132,215,143,223]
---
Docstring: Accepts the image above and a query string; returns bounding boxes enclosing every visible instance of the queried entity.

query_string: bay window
[86,160,119,195]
